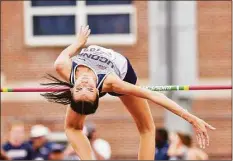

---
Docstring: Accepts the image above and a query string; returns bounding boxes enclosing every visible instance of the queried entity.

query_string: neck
[76,66,97,83]
[76,65,91,74]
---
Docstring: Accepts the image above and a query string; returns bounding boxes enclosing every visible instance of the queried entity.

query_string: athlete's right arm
[54,25,91,81]
[105,74,215,149]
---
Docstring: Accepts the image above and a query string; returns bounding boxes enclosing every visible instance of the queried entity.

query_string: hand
[192,117,216,149]
[76,25,91,47]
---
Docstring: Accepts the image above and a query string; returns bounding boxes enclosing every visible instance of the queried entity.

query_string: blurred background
[1,0,231,160]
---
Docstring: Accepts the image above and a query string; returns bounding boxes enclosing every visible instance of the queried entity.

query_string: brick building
[1,1,231,160]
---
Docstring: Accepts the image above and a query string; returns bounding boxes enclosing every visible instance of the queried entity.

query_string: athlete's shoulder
[102,73,122,92]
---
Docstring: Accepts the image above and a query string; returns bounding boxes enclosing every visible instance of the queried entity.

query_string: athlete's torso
[70,45,129,97]
[70,45,128,87]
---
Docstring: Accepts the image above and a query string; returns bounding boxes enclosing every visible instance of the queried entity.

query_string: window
[33,16,75,35]
[88,14,130,34]
[86,0,132,5]
[24,0,136,46]
[31,0,76,7]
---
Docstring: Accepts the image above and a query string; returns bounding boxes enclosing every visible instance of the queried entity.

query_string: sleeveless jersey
[70,45,128,96]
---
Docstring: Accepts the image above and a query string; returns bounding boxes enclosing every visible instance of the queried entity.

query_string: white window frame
[23,1,137,47]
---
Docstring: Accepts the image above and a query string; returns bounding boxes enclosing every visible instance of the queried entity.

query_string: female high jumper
[41,25,215,160]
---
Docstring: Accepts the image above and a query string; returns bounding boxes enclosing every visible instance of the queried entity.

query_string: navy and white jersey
[70,45,137,97]
[28,141,54,160]
[2,142,34,160]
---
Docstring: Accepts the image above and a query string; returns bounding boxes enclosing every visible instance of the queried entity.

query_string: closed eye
[76,87,93,92]
[76,87,82,92]
[87,88,94,92]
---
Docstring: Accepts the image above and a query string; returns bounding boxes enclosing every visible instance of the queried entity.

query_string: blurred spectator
[63,144,80,160]
[168,132,208,160]
[154,128,170,160]
[182,134,208,160]
[48,143,65,160]
[29,124,53,160]
[86,123,111,160]
[167,132,189,160]
[2,122,33,160]
[1,149,10,160]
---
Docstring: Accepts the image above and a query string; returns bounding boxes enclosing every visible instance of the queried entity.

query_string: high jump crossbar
[1,85,232,92]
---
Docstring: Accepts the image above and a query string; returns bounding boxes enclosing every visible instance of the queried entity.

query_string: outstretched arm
[54,25,91,81]
[106,75,216,149]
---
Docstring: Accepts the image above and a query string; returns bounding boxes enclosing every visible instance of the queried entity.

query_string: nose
[81,78,88,83]
[83,79,88,83]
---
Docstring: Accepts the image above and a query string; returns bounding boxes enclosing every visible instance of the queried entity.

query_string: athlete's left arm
[107,75,216,149]
[54,25,90,81]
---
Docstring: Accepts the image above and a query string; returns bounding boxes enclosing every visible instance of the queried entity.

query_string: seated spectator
[48,143,65,160]
[167,132,189,160]
[182,134,208,160]
[63,144,80,160]
[29,124,54,160]
[154,128,170,160]
[86,123,111,160]
[1,149,10,160]
[2,122,33,160]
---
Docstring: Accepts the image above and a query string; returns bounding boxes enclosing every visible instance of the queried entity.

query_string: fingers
[79,25,91,37]
[83,25,89,35]
[83,25,91,36]
[205,123,216,130]
[197,130,211,149]
[196,130,207,149]
[200,132,206,149]
[86,28,91,37]
[194,119,214,149]
[196,132,202,148]
[205,131,210,146]
[204,122,214,146]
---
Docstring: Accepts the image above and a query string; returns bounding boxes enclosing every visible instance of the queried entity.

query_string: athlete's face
[72,74,98,102]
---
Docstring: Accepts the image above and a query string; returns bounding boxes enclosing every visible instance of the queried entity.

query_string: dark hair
[156,128,168,141]
[177,132,192,147]
[40,74,99,115]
